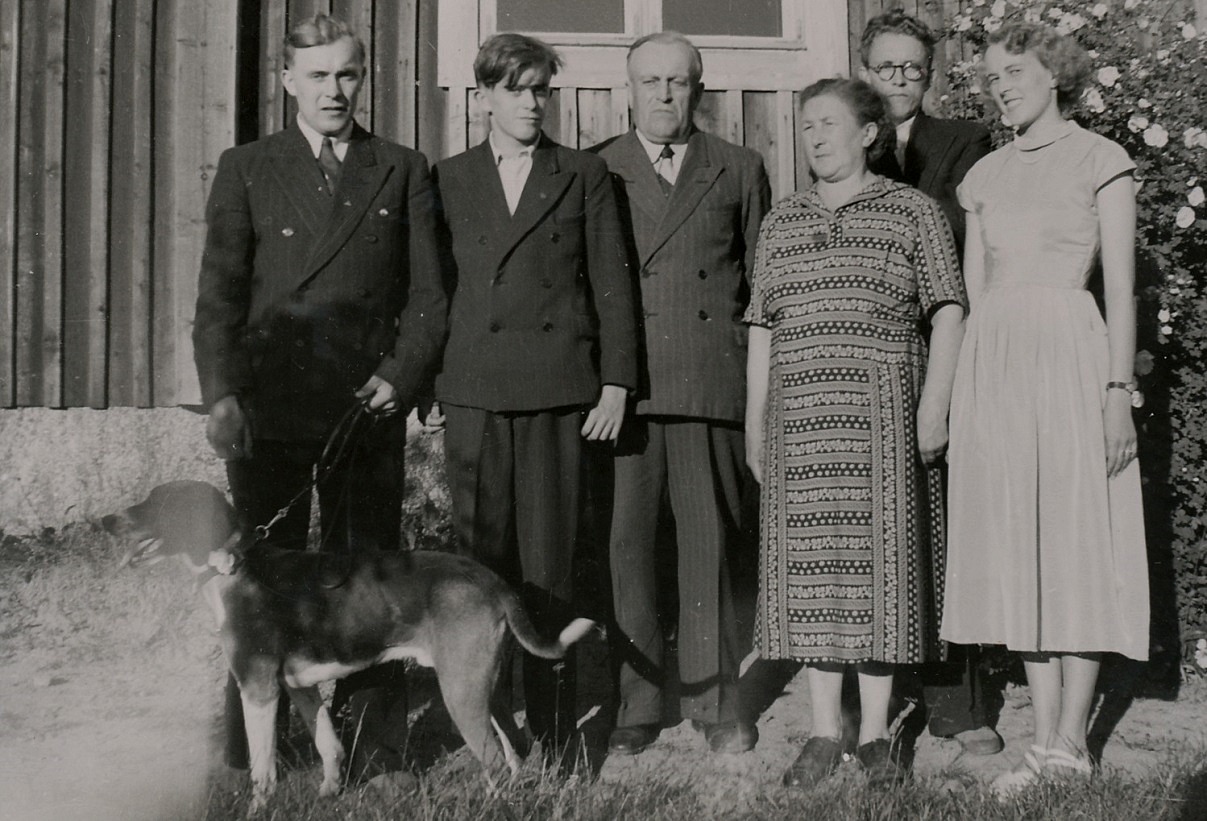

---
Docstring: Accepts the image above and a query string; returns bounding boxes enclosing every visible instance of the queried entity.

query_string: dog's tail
[503,595,594,660]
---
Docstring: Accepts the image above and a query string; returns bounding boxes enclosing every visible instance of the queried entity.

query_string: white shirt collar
[635,129,689,164]
[489,131,537,163]
[296,114,352,160]
[896,116,916,148]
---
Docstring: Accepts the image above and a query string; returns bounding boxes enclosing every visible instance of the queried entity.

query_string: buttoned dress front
[745,179,966,664]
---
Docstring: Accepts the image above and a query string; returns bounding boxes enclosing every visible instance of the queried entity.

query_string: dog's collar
[191,532,248,589]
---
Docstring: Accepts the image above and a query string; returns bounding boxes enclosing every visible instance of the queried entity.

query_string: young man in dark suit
[433,33,637,757]
[593,32,771,756]
[859,9,999,756]
[193,14,446,788]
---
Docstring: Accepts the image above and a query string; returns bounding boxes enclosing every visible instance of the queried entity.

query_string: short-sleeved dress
[745,179,967,664]
[940,122,1149,660]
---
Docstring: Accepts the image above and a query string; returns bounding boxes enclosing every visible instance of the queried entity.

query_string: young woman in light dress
[940,23,1149,796]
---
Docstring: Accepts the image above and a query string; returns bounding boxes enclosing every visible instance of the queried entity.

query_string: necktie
[656,144,675,196]
[894,131,907,171]
[319,137,342,195]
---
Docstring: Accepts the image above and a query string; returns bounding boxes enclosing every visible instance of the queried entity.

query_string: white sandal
[1043,746,1094,778]
[990,744,1046,800]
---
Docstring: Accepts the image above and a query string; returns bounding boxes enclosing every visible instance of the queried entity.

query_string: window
[663,0,782,38]
[496,0,625,34]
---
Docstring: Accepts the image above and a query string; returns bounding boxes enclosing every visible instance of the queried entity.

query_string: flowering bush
[940,0,1207,678]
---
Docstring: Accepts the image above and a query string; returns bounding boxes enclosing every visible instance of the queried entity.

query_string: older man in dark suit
[859,9,998,756]
[594,31,771,756]
[193,14,446,787]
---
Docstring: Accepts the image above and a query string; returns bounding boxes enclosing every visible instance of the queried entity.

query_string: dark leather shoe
[693,720,758,754]
[608,725,658,756]
[782,736,844,788]
[856,738,909,788]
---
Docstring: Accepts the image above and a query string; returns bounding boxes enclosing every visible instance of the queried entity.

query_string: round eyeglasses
[870,62,928,82]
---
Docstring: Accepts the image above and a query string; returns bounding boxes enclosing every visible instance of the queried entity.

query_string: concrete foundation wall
[0,408,226,535]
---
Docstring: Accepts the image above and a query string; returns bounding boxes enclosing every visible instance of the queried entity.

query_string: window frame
[436,0,847,91]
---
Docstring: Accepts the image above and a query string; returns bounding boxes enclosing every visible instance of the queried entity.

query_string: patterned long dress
[744,178,966,664]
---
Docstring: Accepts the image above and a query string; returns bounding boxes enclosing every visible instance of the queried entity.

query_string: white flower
[1138,98,1151,109]
[1128,115,1149,132]
[1097,66,1121,88]
[1144,124,1169,147]
[1161,324,1175,336]
[1190,187,1205,207]
[956,14,973,32]
[1138,17,1150,30]
[1048,7,1063,18]
[1184,127,1204,148]
[1083,88,1106,113]
[1091,2,1109,19]
[1176,206,1196,228]
[1158,308,1172,322]
[1058,13,1087,33]
[990,0,1007,17]
[1182,23,1198,40]
[1157,49,1171,62]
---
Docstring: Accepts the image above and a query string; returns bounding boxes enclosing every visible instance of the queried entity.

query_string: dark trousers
[443,402,583,744]
[222,417,409,781]
[610,416,745,727]
[898,644,993,737]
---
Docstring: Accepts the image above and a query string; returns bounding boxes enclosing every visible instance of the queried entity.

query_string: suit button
[550,232,560,243]
[364,234,378,243]
[540,278,553,288]
[698,269,708,279]
[543,322,554,332]
[698,310,709,320]
[478,235,488,245]
[281,227,295,237]
[489,322,500,332]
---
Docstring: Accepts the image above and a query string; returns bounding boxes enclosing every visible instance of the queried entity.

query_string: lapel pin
[282,227,295,237]
[378,208,389,216]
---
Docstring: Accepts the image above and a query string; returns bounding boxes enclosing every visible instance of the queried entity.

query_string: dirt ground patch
[3,621,1207,820]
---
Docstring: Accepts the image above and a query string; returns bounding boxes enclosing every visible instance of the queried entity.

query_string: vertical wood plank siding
[23,1,1199,408]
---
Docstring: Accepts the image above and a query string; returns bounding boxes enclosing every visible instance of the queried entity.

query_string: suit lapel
[267,127,331,235]
[646,131,722,265]
[910,114,955,195]
[610,131,670,229]
[464,140,513,232]
[491,138,572,273]
[299,125,392,286]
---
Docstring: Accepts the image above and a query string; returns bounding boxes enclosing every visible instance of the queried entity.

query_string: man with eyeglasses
[857,9,998,758]
[861,9,991,253]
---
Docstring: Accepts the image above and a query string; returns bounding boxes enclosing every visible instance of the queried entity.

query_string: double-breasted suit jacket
[434,136,637,411]
[871,112,992,251]
[595,130,770,422]
[193,124,447,441]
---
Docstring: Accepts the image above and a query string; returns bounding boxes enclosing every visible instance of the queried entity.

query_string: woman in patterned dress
[940,24,1148,796]
[745,78,966,788]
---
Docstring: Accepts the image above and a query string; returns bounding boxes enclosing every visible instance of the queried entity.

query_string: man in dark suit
[433,33,637,758]
[193,14,446,787]
[594,32,771,756]
[859,9,999,756]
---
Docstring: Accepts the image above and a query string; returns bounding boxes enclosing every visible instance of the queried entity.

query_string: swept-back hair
[283,14,366,69]
[626,31,704,85]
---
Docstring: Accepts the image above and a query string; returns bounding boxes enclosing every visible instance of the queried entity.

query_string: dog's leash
[253,398,377,546]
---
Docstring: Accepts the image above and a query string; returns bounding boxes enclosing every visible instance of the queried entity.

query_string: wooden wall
[13,1,1194,409]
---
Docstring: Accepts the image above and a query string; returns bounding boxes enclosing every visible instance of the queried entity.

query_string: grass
[3,517,1206,820]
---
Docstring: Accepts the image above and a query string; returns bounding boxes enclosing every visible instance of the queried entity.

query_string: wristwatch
[1106,380,1144,408]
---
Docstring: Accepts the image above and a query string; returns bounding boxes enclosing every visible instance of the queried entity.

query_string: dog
[102,480,593,812]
